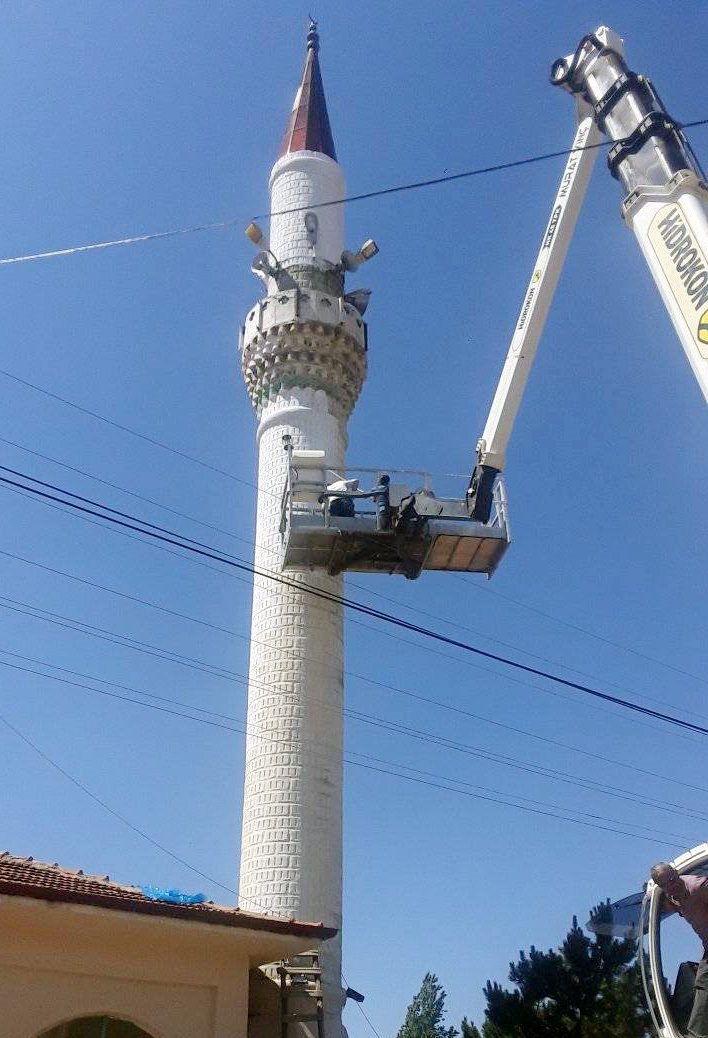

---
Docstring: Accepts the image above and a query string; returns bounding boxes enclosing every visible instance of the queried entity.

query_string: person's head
[651,862,686,899]
[378,473,390,486]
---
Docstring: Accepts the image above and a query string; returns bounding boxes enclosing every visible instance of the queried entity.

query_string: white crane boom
[475,102,602,475]
[469,26,708,522]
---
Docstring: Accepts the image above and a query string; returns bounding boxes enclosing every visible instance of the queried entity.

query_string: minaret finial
[307,16,319,53]
[277,15,336,160]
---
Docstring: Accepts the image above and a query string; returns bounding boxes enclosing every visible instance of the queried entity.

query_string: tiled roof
[0,852,336,939]
[278,21,337,161]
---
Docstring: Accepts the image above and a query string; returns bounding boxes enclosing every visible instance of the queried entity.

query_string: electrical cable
[0,119,705,266]
[5,470,708,795]
[4,644,705,830]
[7,474,703,753]
[0,672,685,847]
[2,384,701,705]
[5,583,708,818]
[455,572,708,692]
[5,534,705,732]
[5,542,708,792]
[0,710,239,897]
[0,369,259,491]
[4,431,703,714]
[0,434,261,547]
[256,118,708,219]
[2,463,707,741]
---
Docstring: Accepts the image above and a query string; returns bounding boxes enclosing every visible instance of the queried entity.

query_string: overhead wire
[0,118,705,266]
[0,369,257,491]
[0,710,239,897]
[7,472,703,753]
[4,593,708,836]
[5,510,706,730]
[455,572,708,692]
[5,468,708,778]
[0,705,653,1038]
[2,463,708,741]
[0,662,687,847]
[4,641,706,831]
[2,541,706,767]
[0,711,382,1037]
[2,379,706,698]
[2,323,706,703]
[5,582,708,824]
[3,543,708,801]
[0,539,701,847]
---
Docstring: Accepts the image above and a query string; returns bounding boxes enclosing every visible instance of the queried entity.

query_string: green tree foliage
[460,1019,482,1038]
[397,973,458,1038]
[467,902,651,1037]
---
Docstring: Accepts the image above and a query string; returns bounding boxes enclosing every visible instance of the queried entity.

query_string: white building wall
[240,150,356,1038]
[269,152,345,268]
[239,390,346,1036]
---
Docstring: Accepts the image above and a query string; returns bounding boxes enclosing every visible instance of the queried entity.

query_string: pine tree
[397,973,458,1038]
[460,1018,482,1038]
[467,902,650,1037]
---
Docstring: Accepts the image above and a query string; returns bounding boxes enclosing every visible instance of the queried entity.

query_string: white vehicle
[280,27,707,578]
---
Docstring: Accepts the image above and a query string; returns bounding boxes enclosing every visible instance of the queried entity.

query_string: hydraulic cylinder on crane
[470,26,708,523]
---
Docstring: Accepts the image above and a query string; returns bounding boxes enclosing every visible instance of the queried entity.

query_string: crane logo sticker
[648,204,708,359]
[700,309,708,347]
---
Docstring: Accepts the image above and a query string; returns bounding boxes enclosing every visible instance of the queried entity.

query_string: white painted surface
[239,388,347,1037]
[630,183,708,402]
[269,152,345,269]
[240,123,364,1037]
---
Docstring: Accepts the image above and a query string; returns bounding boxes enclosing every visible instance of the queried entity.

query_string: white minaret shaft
[239,23,367,1038]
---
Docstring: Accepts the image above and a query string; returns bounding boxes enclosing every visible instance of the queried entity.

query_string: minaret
[239,22,368,1037]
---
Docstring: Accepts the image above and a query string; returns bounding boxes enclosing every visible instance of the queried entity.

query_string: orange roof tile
[0,852,336,939]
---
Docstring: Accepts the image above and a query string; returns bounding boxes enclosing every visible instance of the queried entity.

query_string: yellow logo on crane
[699,309,708,347]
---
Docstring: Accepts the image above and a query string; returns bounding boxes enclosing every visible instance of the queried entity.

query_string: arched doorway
[38,1017,156,1038]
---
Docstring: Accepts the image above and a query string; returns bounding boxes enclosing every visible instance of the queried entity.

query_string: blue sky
[0,1,706,1034]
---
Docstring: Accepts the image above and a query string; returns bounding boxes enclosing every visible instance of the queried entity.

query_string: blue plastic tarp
[141,885,207,905]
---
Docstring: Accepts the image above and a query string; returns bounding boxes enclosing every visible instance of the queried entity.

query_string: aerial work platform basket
[279,444,510,580]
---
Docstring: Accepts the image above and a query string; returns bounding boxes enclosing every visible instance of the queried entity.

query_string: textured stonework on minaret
[238,22,368,1038]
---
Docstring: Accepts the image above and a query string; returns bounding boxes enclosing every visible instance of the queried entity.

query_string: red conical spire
[278,20,337,161]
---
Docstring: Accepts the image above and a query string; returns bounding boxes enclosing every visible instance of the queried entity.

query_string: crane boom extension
[469,26,708,523]
[467,99,604,523]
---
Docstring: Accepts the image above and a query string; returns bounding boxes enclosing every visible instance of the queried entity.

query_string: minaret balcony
[240,288,367,417]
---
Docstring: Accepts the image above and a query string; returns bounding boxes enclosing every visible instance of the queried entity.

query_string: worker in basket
[321,473,394,531]
[652,862,708,1037]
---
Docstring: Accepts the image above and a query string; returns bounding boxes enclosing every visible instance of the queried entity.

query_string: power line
[2,390,705,698]
[0,434,260,547]
[4,574,706,815]
[2,460,705,746]
[257,117,708,219]
[4,584,707,829]
[1,119,706,266]
[0,710,383,1034]
[5,541,708,791]
[2,463,707,741]
[0,699,671,1038]
[456,573,708,692]
[3,369,705,707]
[0,710,239,896]
[8,472,703,752]
[5,429,701,714]
[4,642,705,831]
[7,537,706,737]
[0,369,258,490]
[1,664,686,847]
